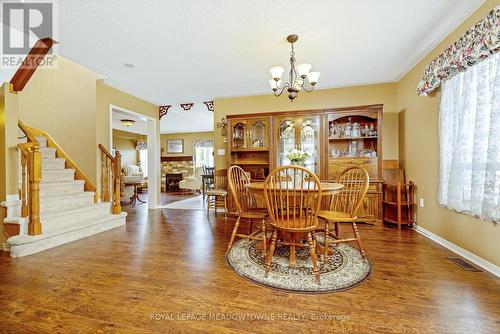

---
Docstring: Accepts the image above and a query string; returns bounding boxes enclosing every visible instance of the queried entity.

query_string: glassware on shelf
[362,124,369,137]
[369,123,377,137]
[352,123,361,137]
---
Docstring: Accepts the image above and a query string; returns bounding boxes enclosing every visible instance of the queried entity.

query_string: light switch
[217,149,225,156]
[419,198,425,208]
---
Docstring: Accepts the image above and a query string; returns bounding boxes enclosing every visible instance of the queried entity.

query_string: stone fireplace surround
[161,156,193,192]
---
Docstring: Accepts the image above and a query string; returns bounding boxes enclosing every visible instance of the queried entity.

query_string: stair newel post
[112,151,121,214]
[28,144,42,235]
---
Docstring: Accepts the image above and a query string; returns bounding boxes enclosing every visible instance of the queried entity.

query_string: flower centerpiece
[287,149,310,166]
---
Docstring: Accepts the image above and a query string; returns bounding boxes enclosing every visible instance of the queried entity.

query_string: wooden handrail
[98,144,121,215]
[18,120,40,145]
[10,38,57,92]
[19,120,98,203]
[98,144,114,160]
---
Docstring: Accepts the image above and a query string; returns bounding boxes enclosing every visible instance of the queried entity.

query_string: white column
[147,118,160,208]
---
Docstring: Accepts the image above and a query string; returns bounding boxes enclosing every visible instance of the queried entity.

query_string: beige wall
[214,82,399,168]
[112,129,143,169]
[96,81,159,202]
[0,83,19,244]
[161,131,214,157]
[397,0,500,266]
[17,57,100,183]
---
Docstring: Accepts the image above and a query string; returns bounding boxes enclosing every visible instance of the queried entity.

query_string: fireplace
[165,173,183,192]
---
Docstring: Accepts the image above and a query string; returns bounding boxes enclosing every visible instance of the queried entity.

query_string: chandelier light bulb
[296,63,312,78]
[269,66,284,80]
[307,71,321,85]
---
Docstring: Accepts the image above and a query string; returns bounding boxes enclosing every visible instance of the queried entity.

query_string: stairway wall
[17,57,100,184]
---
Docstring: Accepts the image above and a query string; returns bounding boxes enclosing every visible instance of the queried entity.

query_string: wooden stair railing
[18,120,99,236]
[98,144,121,215]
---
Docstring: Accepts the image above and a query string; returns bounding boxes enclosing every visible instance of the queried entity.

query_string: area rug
[160,195,205,210]
[227,236,371,293]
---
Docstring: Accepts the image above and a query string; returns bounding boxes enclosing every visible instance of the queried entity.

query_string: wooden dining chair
[202,166,215,200]
[263,165,323,284]
[318,166,370,259]
[226,165,268,256]
[206,169,228,217]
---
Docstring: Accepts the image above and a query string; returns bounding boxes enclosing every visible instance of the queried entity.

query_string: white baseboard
[413,224,500,278]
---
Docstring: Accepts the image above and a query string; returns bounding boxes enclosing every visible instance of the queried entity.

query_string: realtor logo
[1,0,57,68]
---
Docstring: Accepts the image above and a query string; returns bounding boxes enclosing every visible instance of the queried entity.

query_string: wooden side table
[125,181,147,206]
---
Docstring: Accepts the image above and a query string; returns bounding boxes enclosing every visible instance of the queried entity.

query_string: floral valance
[193,139,214,148]
[136,140,147,150]
[417,6,500,96]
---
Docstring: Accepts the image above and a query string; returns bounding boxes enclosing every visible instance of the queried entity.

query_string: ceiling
[112,108,147,135]
[55,0,484,132]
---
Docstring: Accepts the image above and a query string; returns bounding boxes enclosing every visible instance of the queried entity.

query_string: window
[139,149,148,177]
[195,147,214,168]
[438,53,500,222]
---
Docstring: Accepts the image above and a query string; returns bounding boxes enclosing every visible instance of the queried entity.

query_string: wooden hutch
[226,104,383,223]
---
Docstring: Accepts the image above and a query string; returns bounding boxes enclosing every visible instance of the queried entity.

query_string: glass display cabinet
[227,116,271,180]
[232,121,247,149]
[249,119,268,149]
[278,116,320,174]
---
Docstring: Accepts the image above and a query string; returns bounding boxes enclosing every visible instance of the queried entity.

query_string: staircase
[4,132,126,257]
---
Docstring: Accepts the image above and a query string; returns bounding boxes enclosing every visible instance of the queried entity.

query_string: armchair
[179,167,203,193]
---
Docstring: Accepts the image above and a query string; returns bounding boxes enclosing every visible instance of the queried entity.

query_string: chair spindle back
[329,166,370,217]
[228,165,257,214]
[264,166,322,230]
[214,169,227,189]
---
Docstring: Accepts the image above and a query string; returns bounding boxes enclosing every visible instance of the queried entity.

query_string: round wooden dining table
[245,181,344,195]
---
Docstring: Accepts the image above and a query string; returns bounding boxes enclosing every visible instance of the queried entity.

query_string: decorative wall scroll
[136,140,147,150]
[180,103,194,111]
[159,105,171,119]
[417,6,500,96]
[203,101,215,112]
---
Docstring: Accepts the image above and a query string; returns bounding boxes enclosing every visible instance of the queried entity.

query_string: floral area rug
[227,236,371,293]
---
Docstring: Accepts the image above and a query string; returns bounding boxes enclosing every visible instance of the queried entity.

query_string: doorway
[109,105,160,209]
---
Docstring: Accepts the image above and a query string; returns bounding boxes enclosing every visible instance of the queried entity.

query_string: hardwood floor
[0,195,499,333]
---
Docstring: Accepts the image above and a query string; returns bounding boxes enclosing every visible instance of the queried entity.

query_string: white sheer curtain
[438,52,500,223]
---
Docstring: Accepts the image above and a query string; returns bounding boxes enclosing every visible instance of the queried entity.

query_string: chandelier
[269,34,320,101]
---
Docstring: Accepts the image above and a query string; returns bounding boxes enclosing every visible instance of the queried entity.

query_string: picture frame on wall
[167,139,184,154]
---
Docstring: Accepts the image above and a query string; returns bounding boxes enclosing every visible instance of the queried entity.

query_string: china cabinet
[326,105,383,223]
[225,105,383,223]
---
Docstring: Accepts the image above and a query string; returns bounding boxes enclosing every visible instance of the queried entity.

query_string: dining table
[245,181,344,196]
[245,180,344,265]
